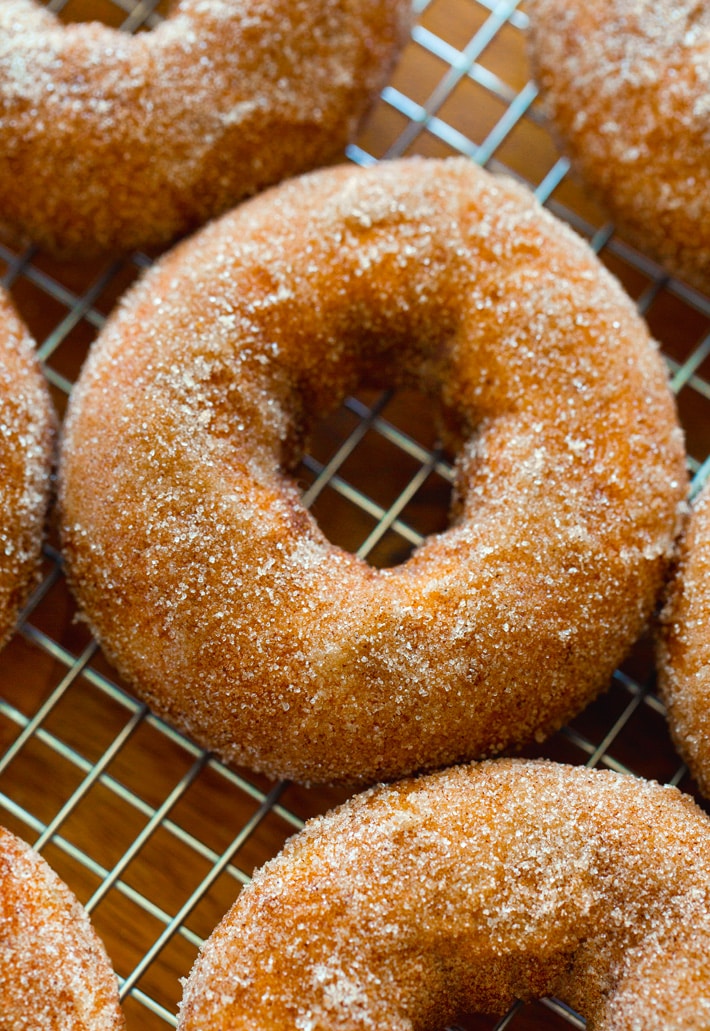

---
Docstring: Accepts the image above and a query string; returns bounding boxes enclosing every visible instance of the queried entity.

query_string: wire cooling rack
[1,1,709,1028]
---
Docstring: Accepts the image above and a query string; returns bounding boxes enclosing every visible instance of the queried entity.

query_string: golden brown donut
[59,157,687,786]
[178,758,710,1030]
[0,289,54,651]
[528,0,710,295]
[657,477,710,796]
[0,0,410,258]
[0,824,124,1029]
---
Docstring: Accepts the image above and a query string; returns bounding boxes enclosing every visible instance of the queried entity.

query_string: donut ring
[657,478,710,796]
[59,157,687,786]
[0,0,410,258]
[178,758,710,1030]
[528,0,710,295]
[0,824,124,1028]
[0,289,54,651]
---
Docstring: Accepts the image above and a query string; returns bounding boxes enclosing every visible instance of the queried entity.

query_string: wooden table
[1,2,708,1028]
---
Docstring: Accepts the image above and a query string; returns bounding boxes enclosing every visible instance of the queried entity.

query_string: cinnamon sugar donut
[0,0,410,258]
[0,289,54,650]
[0,824,124,1028]
[178,758,710,1030]
[59,157,687,786]
[528,0,710,295]
[657,477,710,796]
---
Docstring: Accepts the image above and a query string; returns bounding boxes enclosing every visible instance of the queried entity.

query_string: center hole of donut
[53,0,168,29]
[298,388,454,569]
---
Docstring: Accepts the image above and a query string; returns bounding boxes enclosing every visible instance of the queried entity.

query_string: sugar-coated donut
[0,0,410,258]
[0,824,124,1029]
[178,758,710,1030]
[657,478,710,796]
[0,289,54,651]
[59,157,687,786]
[528,0,710,295]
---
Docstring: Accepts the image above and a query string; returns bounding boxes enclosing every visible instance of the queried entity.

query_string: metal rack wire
[0,1,708,1028]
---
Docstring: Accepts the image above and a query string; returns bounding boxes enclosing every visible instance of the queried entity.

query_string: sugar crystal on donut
[59,157,687,786]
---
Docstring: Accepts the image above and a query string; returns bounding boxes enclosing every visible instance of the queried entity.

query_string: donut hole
[51,0,169,28]
[296,386,455,569]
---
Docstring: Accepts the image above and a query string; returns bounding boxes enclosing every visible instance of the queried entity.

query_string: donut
[0,824,124,1028]
[0,0,410,258]
[528,0,710,296]
[657,477,710,796]
[0,289,54,651]
[58,156,687,786]
[178,757,710,1030]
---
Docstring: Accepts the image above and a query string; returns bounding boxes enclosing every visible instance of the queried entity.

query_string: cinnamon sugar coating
[0,0,410,258]
[0,825,124,1029]
[528,0,710,295]
[0,290,54,650]
[657,479,710,796]
[59,157,687,786]
[178,758,710,1030]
